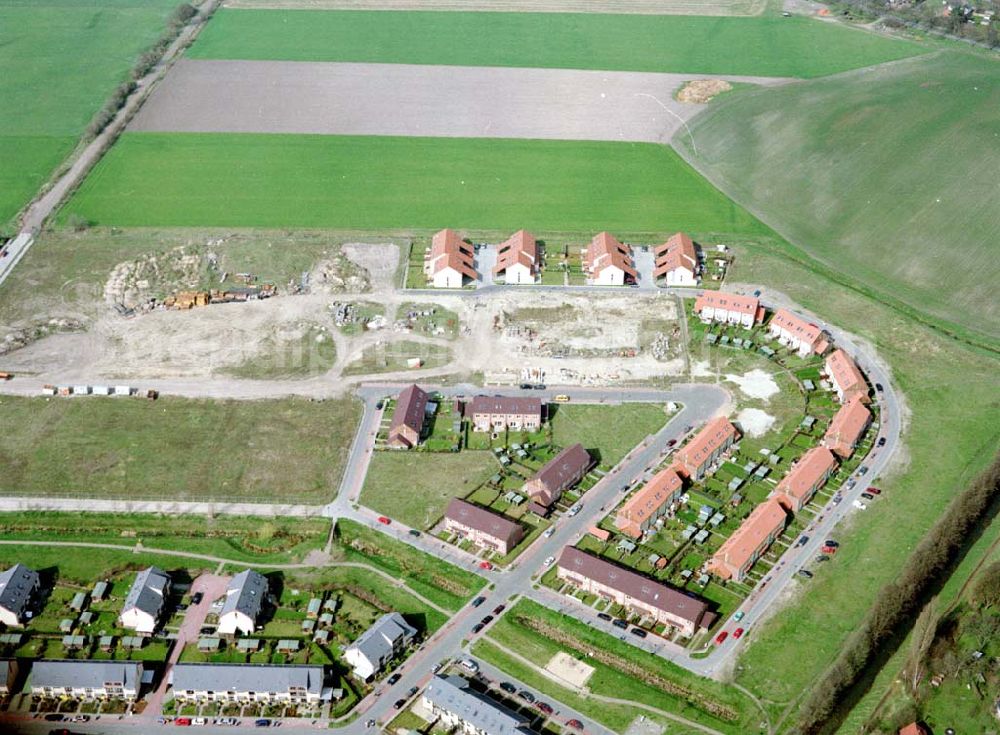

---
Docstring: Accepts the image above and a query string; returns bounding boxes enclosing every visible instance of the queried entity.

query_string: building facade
[614,467,684,539]
[674,417,740,480]
[0,564,41,628]
[584,232,636,286]
[425,229,477,288]
[31,660,142,700]
[653,232,699,286]
[423,675,533,735]
[708,499,788,583]
[768,308,828,357]
[443,499,524,555]
[775,446,838,513]
[217,570,268,636]
[493,230,539,285]
[825,349,870,404]
[118,566,170,635]
[388,384,430,449]
[693,291,764,328]
[171,663,327,704]
[823,397,872,458]
[522,443,592,509]
[343,613,417,681]
[468,395,542,433]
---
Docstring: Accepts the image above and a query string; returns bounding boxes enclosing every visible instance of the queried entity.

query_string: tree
[971,561,1000,609]
[903,599,940,694]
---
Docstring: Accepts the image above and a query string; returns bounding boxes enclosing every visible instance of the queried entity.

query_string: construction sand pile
[677,79,733,104]
[725,369,780,400]
[736,407,776,437]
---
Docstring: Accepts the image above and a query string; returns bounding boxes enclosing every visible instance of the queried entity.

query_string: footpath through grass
[0,0,180,227]
[61,133,769,234]
[724,241,1000,721]
[0,395,361,503]
[188,9,927,79]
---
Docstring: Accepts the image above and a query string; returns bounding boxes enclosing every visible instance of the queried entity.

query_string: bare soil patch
[676,79,733,104]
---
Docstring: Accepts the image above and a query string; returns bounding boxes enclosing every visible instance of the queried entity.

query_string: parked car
[554,395,571,402]
[794,535,809,548]
[408,529,421,537]
[191,592,203,604]
[875,382,884,392]
[536,701,554,715]
[492,604,505,615]
[176,719,192,727]
[861,492,875,501]
[387,673,401,686]
[481,615,494,625]
[471,623,484,634]
[377,516,391,525]
[199,626,214,634]
[733,611,745,622]
[472,596,486,607]
[566,719,584,730]
[832,495,843,504]
[597,612,612,621]
[630,627,647,638]
[533,384,546,390]
[520,383,533,389]
[853,500,868,510]
[431,661,445,673]
[733,628,745,639]
[667,439,678,447]
[612,619,628,629]
[877,437,886,447]
[254,719,271,728]
[715,631,728,645]
[479,561,493,570]
[815,555,830,563]
[518,690,536,703]
[393,699,406,710]
[375,400,384,410]
[500,681,517,694]
[825,539,839,548]
[821,545,838,555]
[193,717,206,726]
[858,466,869,475]
[408,686,418,697]
[460,659,479,673]
[44,714,65,723]
[797,569,814,579]
[868,487,882,495]
[544,556,555,566]
[543,527,555,538]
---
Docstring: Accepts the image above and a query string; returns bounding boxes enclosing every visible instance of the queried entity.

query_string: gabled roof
[425,675,532,735]
[445,498,523,547]
[469,395,542,417]
[32,659,141,690]
[769,309,825,351]
[775,447,837,507]
[345,612,416,665]
[528,444,592,495]
[615,467,683,537]
[825,349,869,402]
[493,230,538,275]
[121,566,170,618]
[823,398,872,457]
[428,229,477,280]
[675,417,739,474]
[710,499,788,575]
[653,232,698,278]
[173,663,324,695]
[221,570,267,622]
[693,291,763,321]
[557,547,708,626]
[0,564,39,617]
[389,384,429,437]
[585,232,636,278]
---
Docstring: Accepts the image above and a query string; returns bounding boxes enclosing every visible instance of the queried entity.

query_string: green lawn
[722,241,1000,725]
[0,0,181,227]
[550,403,671,465]
[679,51,1000,346]
[360,450,497,529]
[60,133,768,233]
[0,395,360,503]
[188,9,927,79]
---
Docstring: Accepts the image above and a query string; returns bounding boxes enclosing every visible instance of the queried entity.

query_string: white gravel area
[724,368,780,400]
[736,407,776,437]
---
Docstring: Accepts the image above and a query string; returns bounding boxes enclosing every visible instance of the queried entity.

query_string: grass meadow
[679,51,1000,346]
[0,0,180,228]
[187,9,927,79]
[61,133,768,234]
[0,395,361,503]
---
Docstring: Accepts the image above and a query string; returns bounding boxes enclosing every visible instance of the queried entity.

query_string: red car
[868,487,882,495]
[175,718,192,727]
[733,627,745,639]
[715,631,728,645]
[536,701,554,715]
[566,720,584,730]
[479,561,493,570]
[822,545,838,555]
[377,516,391,525]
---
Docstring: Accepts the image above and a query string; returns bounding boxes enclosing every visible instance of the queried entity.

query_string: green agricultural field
[188,9,927,79]
[721,240,1000,727]
[61,133,767,234]
[360,450,497,529]
[550,403,671,466]
[678,51,1000,346]
[0,0,181,227]
[0,395,360,503]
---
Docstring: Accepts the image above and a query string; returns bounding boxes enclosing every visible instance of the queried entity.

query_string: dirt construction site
[0,240,690,394]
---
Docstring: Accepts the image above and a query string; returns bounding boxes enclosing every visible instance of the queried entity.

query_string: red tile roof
[709,499,788,580]
[653,232,698,278]
[588,526,611,542]
[825,349,869,403]
[769,308,825,353]
[775,446,837,510]
[615,467,683,539]
[558,546,707,627]
[493,230,538,276]
[693,291,764,323]
[584,232,636,278]
[428,229,476,280]
[675,417,740,476]
[823,397,872,458]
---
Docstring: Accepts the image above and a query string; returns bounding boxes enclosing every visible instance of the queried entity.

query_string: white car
[544,556,555,566]
[853,499,868,510]
[543,528,555,538]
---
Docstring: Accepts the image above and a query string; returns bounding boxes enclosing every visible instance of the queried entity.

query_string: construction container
[0,371,12,380]
[41,385,56,396]
[406,357,423,369]
[57,386,72,396]
[92,386,111,396]
[114,386,132,397]
[73,386,90,396]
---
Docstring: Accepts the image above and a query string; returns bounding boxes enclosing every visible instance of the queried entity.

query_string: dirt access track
[129,59,791,143]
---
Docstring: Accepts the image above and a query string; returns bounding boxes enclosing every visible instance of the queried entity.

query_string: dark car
[518,690,536,703]
[753,289,762,297]
[794,535,809,548]
[191,592,203,604]
[858,466,869,475]
[492,604,505,615]
[44,714,65,722]
[408,529,421,537]
[536,701,554,715]
[376,400,384,410]
[597,612,612,621]
[520,383,533,389]
[393,699,406,710]
[877,437,886,447]
[667,439,677,447]
[612,618,628,629]
[481,615,494,625]
[797,569,814,579]
[815,554,830,563]
[254,720,271,728]
[861,492,874,501]
[199,626,215,635]
[472,596,486,608]
[471,623,485,634]
[825,539,839,548]
[408,686,418,697]
[500,681,517,694]
[630,627,647,639]
[875,382,884,392]
[387,673,401,686]
[533,384,546,390]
